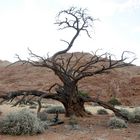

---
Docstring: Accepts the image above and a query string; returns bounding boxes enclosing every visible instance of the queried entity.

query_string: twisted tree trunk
[59,83,90,117]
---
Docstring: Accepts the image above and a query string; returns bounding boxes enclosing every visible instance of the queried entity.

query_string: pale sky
[0,0,140,65]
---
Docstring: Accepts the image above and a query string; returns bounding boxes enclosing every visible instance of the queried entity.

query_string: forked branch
[53,7,95,60]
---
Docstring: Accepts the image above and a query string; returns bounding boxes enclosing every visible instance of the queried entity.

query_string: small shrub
[69,115,78,125]
[37,111,48,121]
[97,109,108,115]
[120,109,130,117]
[108,98,122,106]
[119,108,140,123]
[68,115,79,129]
[45,106,65,114]
[78,91,88,97]
[108,117,127,129]
[0,109,46,135]
[120,109,134,121]
[130,108,140,123]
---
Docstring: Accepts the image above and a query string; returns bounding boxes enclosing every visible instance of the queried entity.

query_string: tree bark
[62,97,90,117]
[61,83,91,117]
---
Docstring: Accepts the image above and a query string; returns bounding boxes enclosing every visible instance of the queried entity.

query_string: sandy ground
[0,104,140,140]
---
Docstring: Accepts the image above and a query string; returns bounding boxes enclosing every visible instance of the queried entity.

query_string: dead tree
[0,7,135,119]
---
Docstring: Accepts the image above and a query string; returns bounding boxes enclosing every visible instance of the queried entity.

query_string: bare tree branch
[52,7,95,60]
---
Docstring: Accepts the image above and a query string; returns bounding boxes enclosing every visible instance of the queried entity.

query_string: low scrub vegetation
[68,115,79,129]
[97,109,108,115]
[120,109,134,120]
[45,106,65,114]
[108,117,127,129]
[0,109,47,135]
[130,108,140,123]
[119,108,140,123]
[108,98,122,106]
[37,110,48,121]
[78,91,88,97]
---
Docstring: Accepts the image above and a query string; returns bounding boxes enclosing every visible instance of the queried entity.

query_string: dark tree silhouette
[0,7,135,119]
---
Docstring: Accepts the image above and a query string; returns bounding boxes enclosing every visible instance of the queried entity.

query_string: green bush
[108,98,122,106]
[97,109,108,115]
[108,117,127,129]
[78,91,88,97]
[45,106,65,114]
[0,109,47,135]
